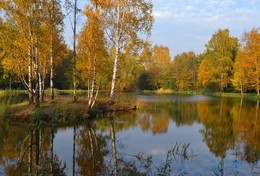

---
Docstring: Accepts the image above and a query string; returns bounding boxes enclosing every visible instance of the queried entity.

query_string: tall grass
[57,89,88,96]
[0,90,26,121]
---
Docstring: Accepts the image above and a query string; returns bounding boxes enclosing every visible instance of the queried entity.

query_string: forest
[0,0,260,108]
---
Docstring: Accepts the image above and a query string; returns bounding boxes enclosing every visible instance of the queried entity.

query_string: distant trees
[198,29,239,92]
[139,45,171,90]
[233,28,260,95]
[138,28,260,95]
[139,48,202,92]
[173,52,201,91]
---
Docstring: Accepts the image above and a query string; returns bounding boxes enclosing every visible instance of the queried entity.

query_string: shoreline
[1,90,259,126]
[1,97,136,126]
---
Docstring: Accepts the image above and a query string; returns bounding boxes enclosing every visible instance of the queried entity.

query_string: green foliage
[117,54,144,91]
[138,71,159,90]
[30,110,46,128]
[0,90,26,122]
[45,88,59,96]
[198,29,239,92]
[48,105,65,123]
[0,90,19,104]
[54,49,74,89]
[173,52,201,91]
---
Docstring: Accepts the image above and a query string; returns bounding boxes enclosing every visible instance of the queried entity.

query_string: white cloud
[151,0,260,56]
[154,10,173,18]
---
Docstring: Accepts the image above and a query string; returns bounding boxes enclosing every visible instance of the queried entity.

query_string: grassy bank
[152,89,260,101]
[1,89,259,125]
[0,90,135,125]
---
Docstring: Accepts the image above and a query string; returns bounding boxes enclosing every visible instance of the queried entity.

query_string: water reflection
[0,94,259,175]
[75,123,109,175]
[0,126,66,175]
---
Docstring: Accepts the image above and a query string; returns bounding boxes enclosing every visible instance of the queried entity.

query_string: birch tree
[77,1,107,110]
[0,0,65,106]
[44,0,64,102]
[94,0,153,103]
[73,0,77,102]
[0,0,41,106]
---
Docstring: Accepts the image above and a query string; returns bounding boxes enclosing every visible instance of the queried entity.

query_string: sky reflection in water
[0,93,259,175]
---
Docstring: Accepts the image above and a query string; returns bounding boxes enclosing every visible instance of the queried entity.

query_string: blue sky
[64,0,260,58]
[152,0,260,57]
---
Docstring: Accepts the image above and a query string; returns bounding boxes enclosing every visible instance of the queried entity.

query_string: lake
[0,93,259,175]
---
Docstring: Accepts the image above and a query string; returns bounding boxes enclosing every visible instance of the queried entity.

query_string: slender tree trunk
[41,72,46,102]
[42,63,47,102]
[73,0,77,102]
[88,57,96,110]
[87,78,90,99]
[91,81,100,109]
[28,7,34,104]
[50,33,54,102]
[88,79,95,109]
[28,44,34,104]
[39,73,42,101]
[110,1,120,103]
[50,0,55,102]
[110,47,119,103]
[34,33,40,107]
[34,0,40,108]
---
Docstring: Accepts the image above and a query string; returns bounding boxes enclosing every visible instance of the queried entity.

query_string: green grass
[0,90,29,121]
[203,92,260,101]
[57,89,88,96]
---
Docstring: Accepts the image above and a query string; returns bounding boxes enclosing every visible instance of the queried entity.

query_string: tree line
[0,0,154,108]
[0,0,259,108]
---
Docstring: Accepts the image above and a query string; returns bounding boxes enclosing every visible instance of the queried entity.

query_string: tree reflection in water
[0,96,260,175]
[75,117,153,176]
[0,126,66,175]
[198,99,260,175]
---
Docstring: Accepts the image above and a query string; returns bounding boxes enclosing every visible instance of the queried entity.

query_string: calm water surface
[0,93,260,175]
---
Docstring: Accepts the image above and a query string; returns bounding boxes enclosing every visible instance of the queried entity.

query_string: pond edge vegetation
[0,90,137,126]
[1,89,259,126]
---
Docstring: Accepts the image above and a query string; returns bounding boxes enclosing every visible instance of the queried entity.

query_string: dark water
[0,93,260,175]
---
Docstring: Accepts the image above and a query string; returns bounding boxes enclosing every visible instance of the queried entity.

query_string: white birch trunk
[73,0,77,102]
[28,45,33,104]
[50,31,54,102]
[88,56,96,110]
[34,0,40,108]
[90,80,100,109]
[110,1,120,103]
[28,17,34,104]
